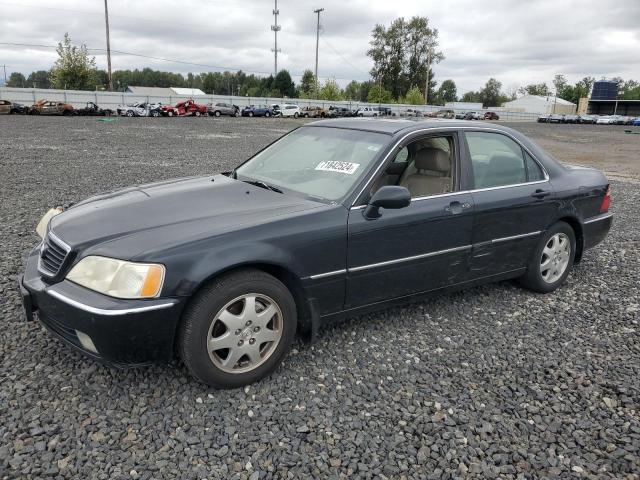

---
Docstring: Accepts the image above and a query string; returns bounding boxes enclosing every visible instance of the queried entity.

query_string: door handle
[531,189,551,199]
[444,201,470,214]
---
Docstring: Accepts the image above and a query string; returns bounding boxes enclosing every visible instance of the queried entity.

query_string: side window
[399,136,454,198]
[393,147,409,163]
[465,132,527,188]
[525,153,545,181]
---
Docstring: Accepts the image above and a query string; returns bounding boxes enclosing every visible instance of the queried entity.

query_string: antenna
[271,0,281,76]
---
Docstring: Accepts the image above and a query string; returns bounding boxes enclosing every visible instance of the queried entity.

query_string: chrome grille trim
[37,231,71,277]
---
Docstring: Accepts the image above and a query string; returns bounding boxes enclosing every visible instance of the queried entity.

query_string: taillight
[600,185,611,213]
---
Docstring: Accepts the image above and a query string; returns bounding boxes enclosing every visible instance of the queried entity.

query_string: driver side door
[345,132,475,308]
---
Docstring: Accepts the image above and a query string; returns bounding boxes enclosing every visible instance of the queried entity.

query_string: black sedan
[20,119,613,388]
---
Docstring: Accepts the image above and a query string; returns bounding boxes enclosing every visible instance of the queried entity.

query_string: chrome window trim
[583,212,613,224]
[491,231,541,244]
[47,289,178,316]
[350,125,550,209]
[349,245,472,272]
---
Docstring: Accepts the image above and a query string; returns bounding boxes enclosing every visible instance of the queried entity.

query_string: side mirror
[364,186,411,219]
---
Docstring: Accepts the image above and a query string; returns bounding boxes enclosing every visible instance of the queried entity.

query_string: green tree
[343,80,361,101]
[436,79,457,103]
[318,78,343,101]
[367,16,443,100]
[480,78,503,107]
[518,83,551,96]
[49,33,99,90]
[617,79,640,100]
[367,84,394,103]
[6,72,26,87]
[273,70,296,97]
[461,91,482,103]
[402,85,424,105]
[299,69,315,96]
[358,81,374,102]
[26,70,51,89]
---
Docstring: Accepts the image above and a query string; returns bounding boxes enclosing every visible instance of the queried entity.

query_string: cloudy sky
[1,0,639,93]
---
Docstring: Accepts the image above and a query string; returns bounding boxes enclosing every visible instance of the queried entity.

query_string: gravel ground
[0,116,638,479]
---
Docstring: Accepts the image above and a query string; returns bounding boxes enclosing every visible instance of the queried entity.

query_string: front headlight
[66,256,165,299]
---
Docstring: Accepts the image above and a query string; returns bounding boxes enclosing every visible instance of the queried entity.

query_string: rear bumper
[20,247,185,366]
[583,212,613,250]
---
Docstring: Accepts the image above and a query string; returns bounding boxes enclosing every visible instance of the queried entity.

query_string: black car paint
[21,119,612,365]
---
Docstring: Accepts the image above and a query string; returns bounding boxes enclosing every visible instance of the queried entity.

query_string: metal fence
[0,87,540,121]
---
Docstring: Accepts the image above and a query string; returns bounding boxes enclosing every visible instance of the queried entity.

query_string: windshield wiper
[242,179,283,194]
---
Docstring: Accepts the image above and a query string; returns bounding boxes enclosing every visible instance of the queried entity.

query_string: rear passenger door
[463,131,557,276]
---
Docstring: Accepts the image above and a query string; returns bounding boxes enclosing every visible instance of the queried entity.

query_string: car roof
[307,118,505,135]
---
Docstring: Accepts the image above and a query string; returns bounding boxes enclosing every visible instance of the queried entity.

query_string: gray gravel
[1,116,639,479]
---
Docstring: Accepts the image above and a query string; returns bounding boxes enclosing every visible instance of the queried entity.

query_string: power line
[321,37,370,77]
[0,41,367,82]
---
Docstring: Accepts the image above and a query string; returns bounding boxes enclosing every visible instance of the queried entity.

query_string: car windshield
[235,126,388,202]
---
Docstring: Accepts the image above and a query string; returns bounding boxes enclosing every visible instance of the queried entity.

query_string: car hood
[49,174,324,258]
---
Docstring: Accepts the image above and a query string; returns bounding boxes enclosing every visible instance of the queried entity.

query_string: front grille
[38,232,71,277]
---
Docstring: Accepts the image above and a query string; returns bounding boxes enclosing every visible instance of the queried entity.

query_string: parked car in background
[9,102,28,114]
[355,106,380,117]
[618,116,635,125]
[454,111,467,119]
[537,114,549,123]
[328,106,354,118]
[460,111,476,120]
[472,112,485,120]
[378,106,394,116]
[562,114,580,124]
[118,102,163,117]
[484,111,500,120]
[401,108,424,118]
[242,105,274,117]
[596,116,615,125]
[301,106,328,118]
[20,119,612,388]
[427,109,455,119]
[279,104,301,118]
[548,114,565,123]
[578,114,597,124]
[28,100,74,116]
[206,103,239,117]
[163,99,207,117]
[632,117,640,126]
[76,102,114,116]
[0,99,13,114]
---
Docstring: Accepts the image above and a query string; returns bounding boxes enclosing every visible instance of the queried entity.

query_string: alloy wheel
[540,233,571,283]
[207,293,283,374]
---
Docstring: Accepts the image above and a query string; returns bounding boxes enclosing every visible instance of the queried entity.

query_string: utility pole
[271,0,281,77]
[424,48,431,105]
[1,64,6,85]
[314,8,324,96]
[103,0,113,91]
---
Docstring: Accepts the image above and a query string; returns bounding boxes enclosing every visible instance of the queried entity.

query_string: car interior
[369,135,455,199]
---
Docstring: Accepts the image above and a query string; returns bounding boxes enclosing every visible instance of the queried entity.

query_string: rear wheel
[194,110,201,117]
[519,222,575,293]
[214,110,221,117]
[265,111,271,117]
[126,110,134,117]
[167,110,174,117]
[179,269,297,388]
[248,112,254,117]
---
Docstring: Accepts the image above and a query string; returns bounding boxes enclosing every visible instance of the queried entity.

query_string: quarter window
[525,152,545,181]
[465,132,528,188]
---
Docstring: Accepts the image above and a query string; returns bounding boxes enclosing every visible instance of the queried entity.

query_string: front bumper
[20,247,185,366]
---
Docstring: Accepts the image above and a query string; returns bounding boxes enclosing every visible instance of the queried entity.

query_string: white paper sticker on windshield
[315,161,360,174]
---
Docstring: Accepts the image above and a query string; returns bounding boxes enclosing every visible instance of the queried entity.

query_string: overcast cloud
[1,0,639,93]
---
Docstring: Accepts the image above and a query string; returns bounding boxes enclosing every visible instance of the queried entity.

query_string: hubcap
[540,233,571,284]
[207,294,283,374]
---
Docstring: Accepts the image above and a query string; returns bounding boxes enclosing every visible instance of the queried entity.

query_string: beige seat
[400,147,451,197]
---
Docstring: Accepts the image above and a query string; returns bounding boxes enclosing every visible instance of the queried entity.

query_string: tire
[167,110,174,117]
[518,222,576,293]
[126,110,134,117]
[234,110,240,117]
[214,110,221,117]
[194,110,201,117]
[265,112,271,117]
[293,112,299,118]
[179,269,297,388]
[249,112,254,117]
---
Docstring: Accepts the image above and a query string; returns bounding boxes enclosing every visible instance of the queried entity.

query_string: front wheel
[265,111,271,117]
[519,222,576,293]
[179,269,297,388]
[126,110,134,117]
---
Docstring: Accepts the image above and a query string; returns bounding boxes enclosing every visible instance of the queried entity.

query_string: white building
[501,95,576,115]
